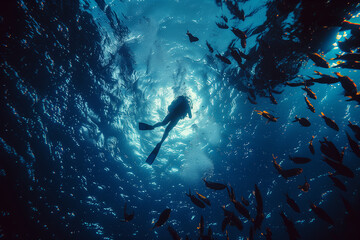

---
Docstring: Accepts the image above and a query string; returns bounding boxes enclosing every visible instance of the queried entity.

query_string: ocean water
[1,0,360,239]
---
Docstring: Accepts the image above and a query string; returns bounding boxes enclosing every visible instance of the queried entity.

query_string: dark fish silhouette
[302,86,317,99]
[309,136,315,154]
[331,53,360,62]
[309,71,340,84]
[241,196,249,206]
[298,177,310,192]
[292,116,311,127]
[268,90,277,104]
[221,206,243,231]
[196,192,211,206]
[304,96,315,113]
[319,112,339,131]
[285,81,314,87]
[226,185,235,201]
[334,61,360,70]
[346,92,360,105]
[285,193,300,213]
[249,226,254,240]
[152,208,171,229]
[262,227,272,240]
[253,211,264,231]
[198,215,204,236]
[341,195,353,215]
[348,121,360,141]
[322,157,354,178]
[319,137,342,162]
[216,22,229,29]
[335,72,358,96]
[167,226,181,240]
[186,189,206,208]
[280,211,300,240]
[225,1,245,21]
[254,184,263,213]
[120,202,134,222]
[229,47,243,66]
[340,20,360,31]
[221,15,228,23]
[307,53,330,68]
[203,178,227,190]
[310,203,334,225]
[186,30,199,42]
[232,198,251,220]
[255,110,278,123]
[272,155,303,179]
[215,53,231,64]
[206,41,214,53]
[222,216,231,232]
[328,172,347,192]
[247,96,257,104]
[231,27,247,41]
[289,156,311,164]
[346,131,360,158]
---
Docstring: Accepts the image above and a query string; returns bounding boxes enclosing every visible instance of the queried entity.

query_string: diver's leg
[159,119,179,145]
[153,114,171,128]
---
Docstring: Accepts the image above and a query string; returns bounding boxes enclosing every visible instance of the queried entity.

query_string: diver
[139,96,192,165]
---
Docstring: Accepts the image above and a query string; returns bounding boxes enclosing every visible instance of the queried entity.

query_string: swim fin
[146,143,161,165]
[139,122,154,130]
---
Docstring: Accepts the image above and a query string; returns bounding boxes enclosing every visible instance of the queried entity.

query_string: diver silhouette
[139,96,192,165]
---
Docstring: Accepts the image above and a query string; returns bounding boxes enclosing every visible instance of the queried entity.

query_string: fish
[310,203,334,226]
[334,72,358,96]
[222,216,231,232]
[340,20,360,31]
[241,196,249,206]
[285,193,300,213]
[322,157,354,178]
[285,81,314,87]
[305,96,315,113]
[309,71,340,84]
[304,96,315,113]
[254,184,263,213]
[292,115,311,127]
[254,110,279,123]
[186,30,199,42]
[309,136,315,155]
[120,202,134,222]
[229,47,243,66]
[231,27,247,41]
[319,112,339,131]
[186,189,206,208]
[319,137,342,162]
[225,1,245,21]
[216,22,229,29]
[215,53,231,64]
[289,155,311,164]
[232,198,251,220]
[307,53,330,68]
[272,155,303,179]
[241,38,246,48]
[253,211,264,231]
[298,177,310,192]
[331,53,360,62]
[249,226,254,240]
[221,15,228,23]
[301,86,317,99]
[221,206,243,231]
[167,226,181,240]
[226,185,235,201]
[196,192,211,206]
[152,208,171,229]
[328,172,347,192]
[280,211,300,240]
[341,195,353,215]
[206,41,214,53]
[198,215,204,236]
[262,227,272,240]
[247,96,257,104]
[333,61,360,70]
[203,178,227,190]
[346,92,360,105]
[346,131,360,158]
[268,90,277,104]
[348,121,360,141]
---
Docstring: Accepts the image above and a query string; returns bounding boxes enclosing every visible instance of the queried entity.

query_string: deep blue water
[1,0,360,239]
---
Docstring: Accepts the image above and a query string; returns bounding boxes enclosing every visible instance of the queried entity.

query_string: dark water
[1,0,360,239]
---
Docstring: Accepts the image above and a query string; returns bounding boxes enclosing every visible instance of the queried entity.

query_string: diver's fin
[139,122,154,130]
[146,144,161,165]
